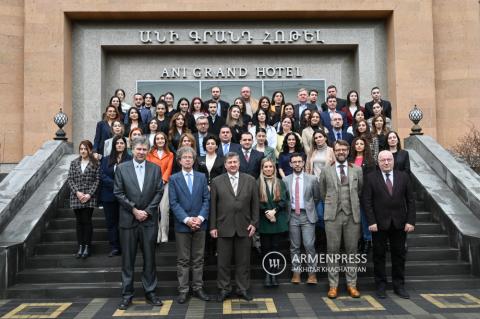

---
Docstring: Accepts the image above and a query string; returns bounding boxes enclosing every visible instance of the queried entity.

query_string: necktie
[230,175,238,195]
[339,164,347,185]
[136,165,144,192]
[187,173,193,194]
[295,176,300,215]
[223,143,229,155]
[244,150,250,162]
[336,132,341,140]
[217,102,221,116]
[385,173,393,195]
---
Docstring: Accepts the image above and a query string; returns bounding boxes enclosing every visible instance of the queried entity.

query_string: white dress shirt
[335,161,348,182]
[134,160,145,191]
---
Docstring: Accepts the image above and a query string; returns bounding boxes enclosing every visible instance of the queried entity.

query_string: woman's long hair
[258,158,281,203]
[78,140,98,168]
[108,135,128,167]
[168,112,190,142]
[226,105,244,128]
[349,136,374,166]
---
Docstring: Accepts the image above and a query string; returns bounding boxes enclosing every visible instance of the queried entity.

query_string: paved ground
[1,287,480,318]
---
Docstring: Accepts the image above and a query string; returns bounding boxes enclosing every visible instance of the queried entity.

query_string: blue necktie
[187,173,193,194]
[336,132,341,140]
[223,143,229,155]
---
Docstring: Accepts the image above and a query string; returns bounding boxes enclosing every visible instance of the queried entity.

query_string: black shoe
[376,287,387,299]
[394,287,410,299]
[217,290,230,302]
[108,249,120,257]
[237,290,253,301]
[177,292,188,304]
[145,292,163,306]
[118,297,132,310]
[264,274,273,287]
[75,245,83,259]
[193,289,210,301]
[81,245,90,259]
[271,275,279,287]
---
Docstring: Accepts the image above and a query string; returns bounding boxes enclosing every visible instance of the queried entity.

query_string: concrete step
[416,211,433,222]
[8,274,480,299]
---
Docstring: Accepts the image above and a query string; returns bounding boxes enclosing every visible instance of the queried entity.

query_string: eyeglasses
[379,158,393,163]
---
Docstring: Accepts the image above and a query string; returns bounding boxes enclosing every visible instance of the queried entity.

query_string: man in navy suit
[236,132,264,179]
[217,126,242,157]
[320,85,347,111]
[327,113,354,146]
[207,101,225,136]
[169,146,210,304]
[294,88,317,120]
[321,97,348,132]
[204,86,230,119]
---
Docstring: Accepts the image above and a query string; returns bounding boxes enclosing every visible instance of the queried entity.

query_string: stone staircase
[6,198,480,298]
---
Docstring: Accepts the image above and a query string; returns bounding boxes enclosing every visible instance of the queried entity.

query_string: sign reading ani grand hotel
[1,0,479,163]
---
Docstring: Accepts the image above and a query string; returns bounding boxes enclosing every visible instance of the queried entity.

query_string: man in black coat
[207,101,226,136]
[362,150,416,300]
[236,132,264,179]
[204,86,230,119]
[114,136,164,309]
[365,86,393,119]
[326,113,353,146]
[294,88,317,120]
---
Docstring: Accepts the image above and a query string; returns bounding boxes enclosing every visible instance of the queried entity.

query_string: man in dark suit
[207,101,225,136]
[217,126,242,157]
[365,87,393,119]
[294,88,317,120]
[194,116,209,157]
[169,146,210,304]
[236,132,263,179]
[320,85,347,111]
[210,152,259,302]
[308,89,321,111]
[204,86,230,119]
[362,150,416,299]
[326,113,353,146]
[114,136,164,309]
[320,97,348,132]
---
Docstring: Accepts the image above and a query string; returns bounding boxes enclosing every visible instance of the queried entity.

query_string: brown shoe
[347,285,361,298]
[291,272,301,284]
[327,287,338,299]
[306,273,317,284]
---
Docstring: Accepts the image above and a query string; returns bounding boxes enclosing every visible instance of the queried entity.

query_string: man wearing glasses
[362,150,416,299]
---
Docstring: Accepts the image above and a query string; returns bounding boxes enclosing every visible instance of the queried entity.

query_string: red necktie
[295,176,300,215]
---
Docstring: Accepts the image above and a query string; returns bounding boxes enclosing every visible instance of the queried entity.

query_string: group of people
[67,84,415,310]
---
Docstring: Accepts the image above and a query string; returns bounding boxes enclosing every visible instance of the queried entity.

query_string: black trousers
[372,224,407,289]
[260,233,282,274]
[120,225,158,298]
[74,208,94,246]
[103,201,120,251]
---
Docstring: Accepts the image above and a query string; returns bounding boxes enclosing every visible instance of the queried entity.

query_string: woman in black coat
[67,140,100,259]
[99,136,132,257]
[93,105,120,159]
[197,134,225,185]
[386,131,411,174]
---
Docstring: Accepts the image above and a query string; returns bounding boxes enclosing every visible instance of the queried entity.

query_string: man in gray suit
[210,152,259,302]
[319,139,363,299]
[114,136,164,309]
[283,153,320,285]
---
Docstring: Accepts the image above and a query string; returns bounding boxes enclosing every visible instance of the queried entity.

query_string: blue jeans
[360,207,372,241]
[316,201,325,229]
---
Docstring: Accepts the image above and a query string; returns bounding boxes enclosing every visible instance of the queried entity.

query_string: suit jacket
[114,160,164,229]
[207,115,225,136]
[67,157,100,209]
[217,142,242,157]
[204,99,230,119]
[320,110,348,131]
[393,149,411,175]
[93,121,112,155]
[236,148,264,179]
[99,154,132,202]
[319,163,363,223]
[294,103,317,120]
[327,129,354,146]
[365,99,392,119]
[169,171,210,233]
[283,173,320,223]
[146,149,174,183]
[321,98,347,112]
[194,132,208,157]
[209,173,259,237]
[197,155,225,185]
[362,170,416,230]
